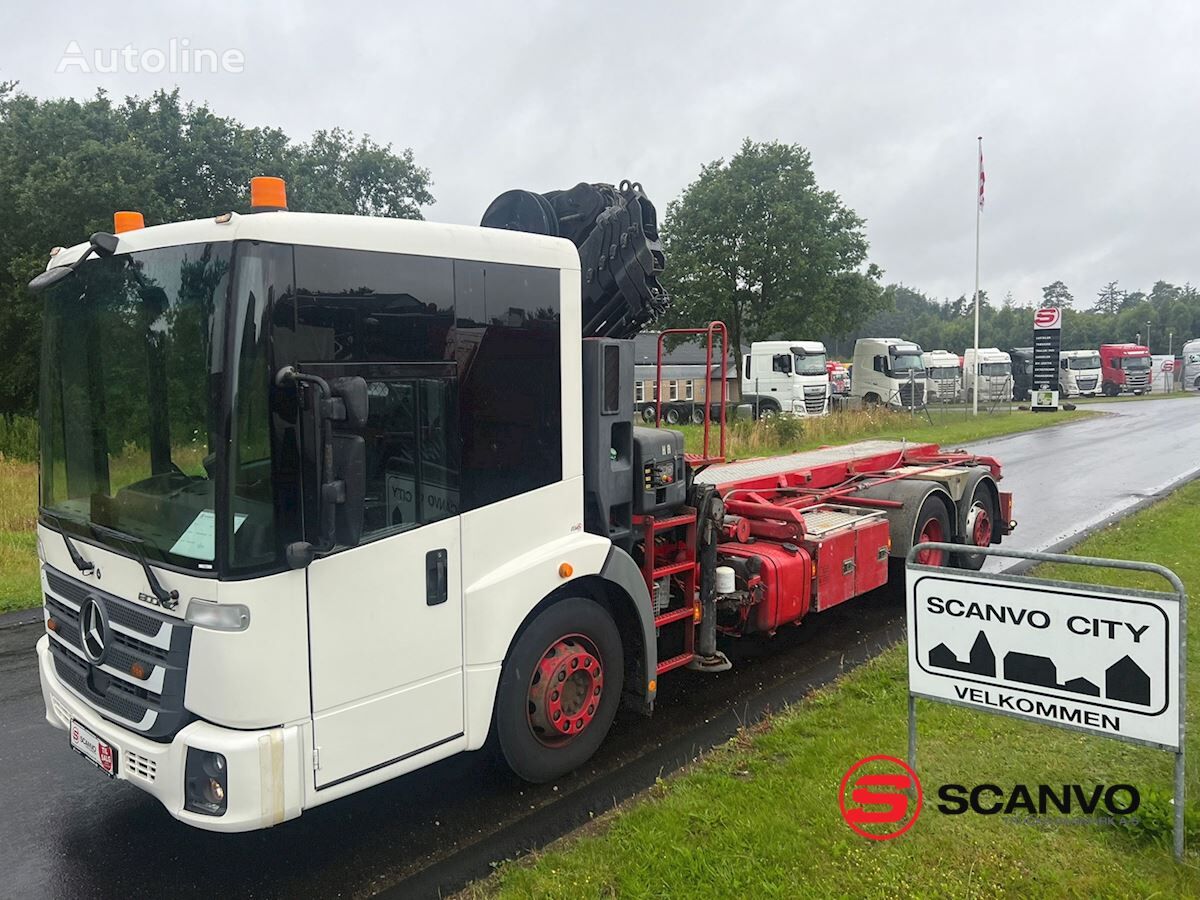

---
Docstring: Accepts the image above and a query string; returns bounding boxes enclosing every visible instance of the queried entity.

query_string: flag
[977,141,986,210]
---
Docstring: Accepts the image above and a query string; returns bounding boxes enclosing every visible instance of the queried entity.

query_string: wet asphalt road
[2,395,1198,900]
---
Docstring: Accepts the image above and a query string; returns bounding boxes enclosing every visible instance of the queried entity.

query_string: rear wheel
[495,597,624,783]
[640,405,656,423]
[664,406,682,426]
[690,406,705,425]
[954,482,998,570]
[911,495,953,567]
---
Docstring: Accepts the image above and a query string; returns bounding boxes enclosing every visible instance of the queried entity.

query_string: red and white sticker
[1034,307,1062,330]
[70,719,116,776]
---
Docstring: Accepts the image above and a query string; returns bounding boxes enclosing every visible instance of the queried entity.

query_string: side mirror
[330,376,369,429]
[329,433,366,547]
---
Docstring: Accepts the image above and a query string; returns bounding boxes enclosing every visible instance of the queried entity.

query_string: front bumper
[38,635,306,832]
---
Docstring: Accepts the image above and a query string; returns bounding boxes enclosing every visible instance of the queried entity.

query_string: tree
[661,138,884,356]
[0,86,434,417]
[1041,280,1074,309]
[1094,281,1126,316]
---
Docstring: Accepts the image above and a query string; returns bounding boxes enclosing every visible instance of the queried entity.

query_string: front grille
[43,566,192,741]
[1126,372,1150,389]
[1076,377,1097,391]
[899,383,925,407]
[803,389,827,414]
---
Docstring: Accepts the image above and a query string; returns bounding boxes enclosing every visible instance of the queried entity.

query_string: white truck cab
[740,340,830,417]
[851,338,925,408]
[963,347,1013,404]
[1184,339,1200,392]
[922,349,962,403]
[1059,349,1102,397]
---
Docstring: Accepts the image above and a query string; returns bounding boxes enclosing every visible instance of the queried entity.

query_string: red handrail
[654,322,728,463]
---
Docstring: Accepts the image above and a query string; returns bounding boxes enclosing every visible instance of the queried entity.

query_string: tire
[495,597,624,783]
[953,480,998,571]
[757,401,780,419]
[690,406,705,425]
[1103,382,1119,397]
[862,393,881,409]
[640,405,656,423]
[1194,376,1200,391]
[664,406,682,426]
[911,494,953,568]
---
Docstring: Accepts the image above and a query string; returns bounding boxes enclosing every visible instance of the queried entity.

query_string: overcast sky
[4,1,1198,309]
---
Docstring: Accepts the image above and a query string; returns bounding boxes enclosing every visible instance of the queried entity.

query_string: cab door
[305,365,464,788]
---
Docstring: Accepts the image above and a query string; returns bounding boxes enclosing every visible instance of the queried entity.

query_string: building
[632,332,741,408]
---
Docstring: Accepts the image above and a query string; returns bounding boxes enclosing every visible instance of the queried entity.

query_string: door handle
[426,549,448,606]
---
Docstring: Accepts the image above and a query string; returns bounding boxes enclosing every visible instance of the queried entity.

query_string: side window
[743,355,751,379]
[772,353,791,374]
[454,260,561,510]
[873,355,885,373]
[635,381,645,403]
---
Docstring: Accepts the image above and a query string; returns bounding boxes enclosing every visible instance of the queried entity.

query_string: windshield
[793,351,828,376]
[889,353,924,374]
[1067,355,1101,370]
[928,366,958,380]
[979,362,1010,376]
[1125,356,1151,370]
[39,242,246,570]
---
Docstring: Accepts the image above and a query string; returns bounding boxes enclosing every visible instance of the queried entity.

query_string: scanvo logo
[838,755,922,840]
[1034,307,1062,330]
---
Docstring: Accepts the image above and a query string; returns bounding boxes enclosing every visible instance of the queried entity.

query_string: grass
[0,456,40,614]
[474,479,1200,899]
[677,405,1093,459]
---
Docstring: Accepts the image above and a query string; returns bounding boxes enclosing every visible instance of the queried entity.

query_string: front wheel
[495,597,624,783]
[690,406,705,425]
[1103,382,1119,397]
[664,406,682,426]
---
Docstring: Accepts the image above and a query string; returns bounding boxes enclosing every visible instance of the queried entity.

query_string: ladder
[634,508,699,675]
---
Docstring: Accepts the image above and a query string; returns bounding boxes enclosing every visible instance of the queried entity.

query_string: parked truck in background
[826,360,851,399]
[1058,349,1102,398]
[1099,343,1152,395]
[27,176,1015,833]
[1184,338,1200,391]
[922,349,962,403]
[741,340,830,417]
[851,338,926,408]
[963,347,1014,405]
[1008,347,1034,401]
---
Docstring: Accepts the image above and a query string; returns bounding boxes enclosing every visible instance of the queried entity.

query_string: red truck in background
[1099,343,1152,396]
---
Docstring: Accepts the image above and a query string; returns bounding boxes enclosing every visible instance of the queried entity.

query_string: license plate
[70,720,117,777]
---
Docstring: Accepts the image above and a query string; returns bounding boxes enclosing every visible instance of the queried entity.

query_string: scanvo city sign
[908,571,1180,749]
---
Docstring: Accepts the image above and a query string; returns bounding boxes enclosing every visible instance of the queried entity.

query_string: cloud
[5,0,1198,310]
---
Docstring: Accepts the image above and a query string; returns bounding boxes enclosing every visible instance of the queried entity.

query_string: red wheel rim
[527,633,604,747]
[915,517,946,566]
[968,502,993,547]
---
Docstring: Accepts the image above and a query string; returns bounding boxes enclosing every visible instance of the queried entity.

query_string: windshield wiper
[90,524,180,610]
[42,514,94,575]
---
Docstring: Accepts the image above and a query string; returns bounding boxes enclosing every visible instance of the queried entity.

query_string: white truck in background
[741,340,830,417]
[851,338,926,408]
[963,347,1013,405]
[922,350,962,403]
[1184,339,1200,392]
[1058,350,1102,398]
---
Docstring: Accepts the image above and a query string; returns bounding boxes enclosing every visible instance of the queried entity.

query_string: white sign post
[906,545,1187,859]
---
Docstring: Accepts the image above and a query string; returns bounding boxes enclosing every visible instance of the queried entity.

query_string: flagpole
[972,135,982,416]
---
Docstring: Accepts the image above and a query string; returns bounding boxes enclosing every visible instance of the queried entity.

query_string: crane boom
[480,180,668,339]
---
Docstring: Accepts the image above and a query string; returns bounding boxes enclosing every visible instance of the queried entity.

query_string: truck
[740,340,830,417]
[1058,349,1102,398]
[1184,339,1200,392]
[28,176,1015,832]
[826,360,851,399]
[921,349,962,403]
[1008,347,1034,401]
[1099,343,1152,395]
[850,338,926,408]
[962,347,1014,405]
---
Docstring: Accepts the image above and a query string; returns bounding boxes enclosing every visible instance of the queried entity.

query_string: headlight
[185,748,228,816]
[185,601,250,632]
